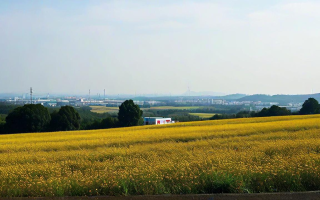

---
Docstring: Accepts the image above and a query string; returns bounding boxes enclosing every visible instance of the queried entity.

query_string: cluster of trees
[1,97,320,134]
[73,107,114,130]
[0,99,143,134]
[50,106,81,131]
[0,104,80,134]
[256,105,291,117]
[210,105,291,120]
[210,98,320,120]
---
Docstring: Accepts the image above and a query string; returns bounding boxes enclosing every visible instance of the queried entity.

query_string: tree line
[210,98,320,120]
[0,100,143,134]
[1,97,319,134]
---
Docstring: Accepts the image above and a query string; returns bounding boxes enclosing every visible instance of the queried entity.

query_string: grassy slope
[1,115,320,196]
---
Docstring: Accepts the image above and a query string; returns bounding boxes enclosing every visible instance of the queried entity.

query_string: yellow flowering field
[1,115,320,197]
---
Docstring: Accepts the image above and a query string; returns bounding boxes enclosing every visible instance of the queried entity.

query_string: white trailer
[143,117,174,125]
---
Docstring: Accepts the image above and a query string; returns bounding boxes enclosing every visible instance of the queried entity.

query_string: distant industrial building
[56,100,69,106]
[143,117,174,125]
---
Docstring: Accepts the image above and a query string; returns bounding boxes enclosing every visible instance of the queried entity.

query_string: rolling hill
[1,115,320,196]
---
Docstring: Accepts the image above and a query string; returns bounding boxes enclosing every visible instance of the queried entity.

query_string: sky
[1,0,320,96]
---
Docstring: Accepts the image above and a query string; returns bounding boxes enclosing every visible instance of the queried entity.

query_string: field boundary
[3,191,320,200]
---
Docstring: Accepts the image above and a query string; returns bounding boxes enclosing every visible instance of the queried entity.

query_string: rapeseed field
[1,115,320,197]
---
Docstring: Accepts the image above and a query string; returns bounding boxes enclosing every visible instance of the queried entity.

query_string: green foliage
[84,117,118,130]
[211,106,290,121]
[300,98,320,115]
[236,111,255,118]
[256,105,291,117]
[118,100,143,127]
[210,114,235,120]
[190,107,215,113]
[5,104,51,133]
[76,107,114,130]
[0,120,5,134]
[0,114,6,123]
[169,113,201,122]
[0,103,19,115]
[50,106,81,131]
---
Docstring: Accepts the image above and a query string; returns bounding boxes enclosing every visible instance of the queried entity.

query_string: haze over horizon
[1,0,320,95]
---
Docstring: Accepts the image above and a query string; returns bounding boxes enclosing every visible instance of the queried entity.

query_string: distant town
[2,88,316,113]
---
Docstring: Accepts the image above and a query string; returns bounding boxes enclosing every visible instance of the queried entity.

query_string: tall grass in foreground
[1,115,320,196]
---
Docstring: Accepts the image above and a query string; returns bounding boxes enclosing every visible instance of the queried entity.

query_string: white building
[211,99,224,105]
[143,117,174,125]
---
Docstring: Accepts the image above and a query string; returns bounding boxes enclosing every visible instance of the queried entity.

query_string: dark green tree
[300,98,320,115]
[118,100,143,127]
[256,105,290,117]
[0,120,6,134]
[50,106,81,131]
[209,114,235,120]
[236,111,256,118]
[84,117,118,130]
[6,104,51,133]
[257,108,269,117]
[101,117,118,128]
[268,105,291,116]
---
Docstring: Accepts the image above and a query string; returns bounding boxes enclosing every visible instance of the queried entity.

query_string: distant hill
[238,94,320,104]
[218,93,247,100]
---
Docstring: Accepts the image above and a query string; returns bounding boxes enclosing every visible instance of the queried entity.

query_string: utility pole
[30,87,33,104]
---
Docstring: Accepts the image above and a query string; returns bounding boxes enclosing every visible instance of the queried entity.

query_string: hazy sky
[1,0,320,95]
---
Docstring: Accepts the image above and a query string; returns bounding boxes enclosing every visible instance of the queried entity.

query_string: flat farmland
[147,106,200,110]
[1,115,320,197]
[90,106,119,113]
[90,106,201,114]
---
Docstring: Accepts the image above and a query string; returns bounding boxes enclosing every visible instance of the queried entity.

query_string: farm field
[90,106,201,114]
[1,115,320,197]
[90,106,119,113]
[189,113,216,119]
[146,106,200,110]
